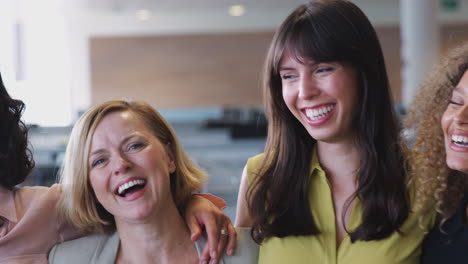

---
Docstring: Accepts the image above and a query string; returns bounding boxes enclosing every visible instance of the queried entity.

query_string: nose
[298,76,320,99]
[113,155,131,175]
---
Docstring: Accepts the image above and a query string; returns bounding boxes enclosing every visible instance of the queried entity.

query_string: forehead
[452,71,468,95]
[279,50,315,67]
[91,111,151,143]
[458,70,468,88]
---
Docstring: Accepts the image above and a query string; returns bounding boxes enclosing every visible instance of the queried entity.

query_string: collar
[310,145,326,178]
[0,185,18,222]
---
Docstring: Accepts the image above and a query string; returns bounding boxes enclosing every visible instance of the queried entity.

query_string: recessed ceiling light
[228,5,246,17]
[136,9,152,21]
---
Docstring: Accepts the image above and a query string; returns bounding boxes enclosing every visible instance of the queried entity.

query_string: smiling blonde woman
[49,100,258,264]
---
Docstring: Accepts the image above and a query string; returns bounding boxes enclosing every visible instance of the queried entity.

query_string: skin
[89,111,198,263]
[185,195,237,263]
[441,70,468,221]
[236,53,361,246]
[442,70,468,174]
[279,52,358,145]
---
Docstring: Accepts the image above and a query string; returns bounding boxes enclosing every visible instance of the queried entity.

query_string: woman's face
[88,111,175,224]
[279,52,359,145]
[442,70,468,173]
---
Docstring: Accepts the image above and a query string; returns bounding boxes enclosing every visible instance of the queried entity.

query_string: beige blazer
[48,227,258,264]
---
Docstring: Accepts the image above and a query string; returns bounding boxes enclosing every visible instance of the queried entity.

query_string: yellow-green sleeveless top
[246,152,435,264]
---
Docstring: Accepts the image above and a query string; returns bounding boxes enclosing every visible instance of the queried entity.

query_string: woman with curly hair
[0,72,235,264]
[404,42,468,263]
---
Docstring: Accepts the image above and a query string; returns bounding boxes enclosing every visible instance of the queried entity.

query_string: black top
[421,192,468,264]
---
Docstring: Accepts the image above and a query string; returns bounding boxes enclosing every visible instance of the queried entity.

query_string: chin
[446,157,468,174]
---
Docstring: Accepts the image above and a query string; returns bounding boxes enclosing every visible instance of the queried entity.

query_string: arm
[235,165,253,227]
[185,194,236,264]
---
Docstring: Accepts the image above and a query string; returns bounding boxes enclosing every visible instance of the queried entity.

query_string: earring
[169,163,176,173]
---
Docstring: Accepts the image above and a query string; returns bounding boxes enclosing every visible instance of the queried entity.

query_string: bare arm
[235,165,253,227]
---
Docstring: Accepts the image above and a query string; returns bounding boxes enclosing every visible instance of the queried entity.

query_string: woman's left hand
[185,194,237,264]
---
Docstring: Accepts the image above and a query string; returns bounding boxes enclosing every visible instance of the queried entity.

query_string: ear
[165,142,176,174]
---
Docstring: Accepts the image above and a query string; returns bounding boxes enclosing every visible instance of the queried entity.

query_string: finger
[203,216,220,261]
[214,227,228,262]
[187,215,202,242]
[226,224,237,256]
[200,239,212,264]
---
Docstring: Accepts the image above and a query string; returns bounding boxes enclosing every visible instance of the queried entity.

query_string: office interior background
[0,0,467,221]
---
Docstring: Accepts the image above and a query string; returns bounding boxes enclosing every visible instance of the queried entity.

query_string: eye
[128,142,144,151]
[315,66,334,74]
[449,100,463,106]
[280,73,298,80]
[449,93,464,106]
[91,158,106,168]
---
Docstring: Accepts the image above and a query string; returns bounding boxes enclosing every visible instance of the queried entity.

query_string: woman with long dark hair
[236,1,432,263]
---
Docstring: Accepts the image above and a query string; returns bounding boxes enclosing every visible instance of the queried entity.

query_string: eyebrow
[89,134,141,156]
[278,61,320,72]
[278,66,296,71]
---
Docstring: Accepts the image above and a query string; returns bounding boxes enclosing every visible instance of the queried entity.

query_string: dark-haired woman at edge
[0,72,235,264]
[235,1,434,263]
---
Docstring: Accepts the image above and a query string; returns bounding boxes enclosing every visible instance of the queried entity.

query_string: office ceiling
[84,0,309,13]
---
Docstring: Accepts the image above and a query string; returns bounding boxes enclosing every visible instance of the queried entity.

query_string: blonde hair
[58,100,206,233]
[404,42,468,226]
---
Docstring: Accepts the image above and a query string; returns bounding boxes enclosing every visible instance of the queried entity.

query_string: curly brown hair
[0,73,35,189]
[404,42,468,226]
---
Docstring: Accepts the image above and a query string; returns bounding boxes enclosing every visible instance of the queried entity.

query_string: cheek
[440,109,452,136]
[89,173,107,199]
[282,88,295,112]
[335,82,358,109]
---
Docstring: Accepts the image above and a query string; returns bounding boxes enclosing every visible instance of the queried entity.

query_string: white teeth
[118,179,146,195]
[451,134,468,147]
[305,105,335,121]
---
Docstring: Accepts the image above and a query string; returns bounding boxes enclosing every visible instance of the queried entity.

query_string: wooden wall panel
[90,24,468,107]
[90,32,273,108]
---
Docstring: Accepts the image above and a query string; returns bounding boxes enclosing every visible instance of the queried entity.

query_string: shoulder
[14,184,61,212]
[421,193,468,263]
[246,153,266,182]
[15,184,60,198]
[247,153,265,168]
[223,227,259,264]
[48,232,119,264]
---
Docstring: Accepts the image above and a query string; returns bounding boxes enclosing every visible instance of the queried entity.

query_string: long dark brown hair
[248,0,409,243]
[0,73,35,189]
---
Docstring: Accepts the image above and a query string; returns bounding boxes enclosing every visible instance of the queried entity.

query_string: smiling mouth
[452,134,468,148]
[116,179,147,197]
[304,104,335,121]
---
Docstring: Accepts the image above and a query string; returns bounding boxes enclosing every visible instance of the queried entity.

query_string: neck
[116,202,197,264]
[317,140,360,186]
